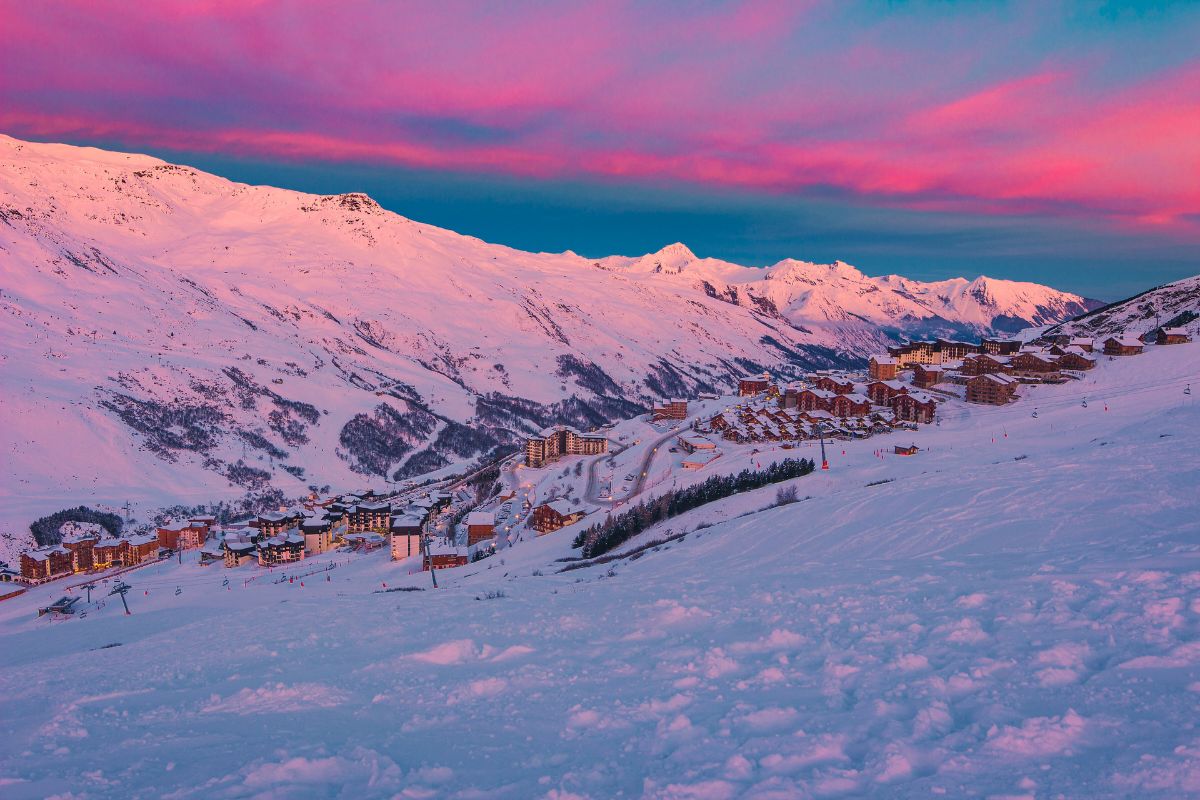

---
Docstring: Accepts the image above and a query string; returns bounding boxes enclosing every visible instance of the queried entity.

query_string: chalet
[651,398,689,421]
[0,563,18,583]
[1056,350,1096,371]
[425,541,468,570]
[19,546,74,583]
[792,388,837,412]
[891,392,937,424]
[868,355,898,381]
[682,449,722,470]
[125,532,160,563]
[866,380,907,405]
[1070,337,1094,352]
[349,501,391,533]
[92,538,127,569]
[912,364,945,389]
[299,517,333,554]
[894,444,920,456]
[738,373,771,396]
[390,516,424,561]
[980,338,1022,356]
[813,376,855,395]
[830,393,872,418]
[258,531,306,566]
[466,511,496,546]
[531,500,586,534]
[677,434,716,453]
[1103,336,1144,356]
[524,425,608,468]
[1157,327,1192,345]
[61,528,101,572]
[965,373,1019,405]
[961,353,1010,376]
[1010,351,1060,377]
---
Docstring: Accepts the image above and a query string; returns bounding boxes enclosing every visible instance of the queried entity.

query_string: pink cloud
[1,1,1197,229]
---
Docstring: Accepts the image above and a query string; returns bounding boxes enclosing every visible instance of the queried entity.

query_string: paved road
[586,425,683,507]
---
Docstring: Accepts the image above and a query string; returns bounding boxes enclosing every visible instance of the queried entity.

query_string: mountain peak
[626,242,697,274]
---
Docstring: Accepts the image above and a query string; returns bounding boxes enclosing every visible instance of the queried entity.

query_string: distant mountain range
[0,134,1102,523]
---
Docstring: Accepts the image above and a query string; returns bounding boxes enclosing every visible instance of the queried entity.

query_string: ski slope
[0,345,1197,799]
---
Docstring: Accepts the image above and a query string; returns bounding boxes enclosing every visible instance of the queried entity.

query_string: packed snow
[1,339,1197,798]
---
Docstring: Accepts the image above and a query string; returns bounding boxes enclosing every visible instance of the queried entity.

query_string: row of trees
[573,458,815,558]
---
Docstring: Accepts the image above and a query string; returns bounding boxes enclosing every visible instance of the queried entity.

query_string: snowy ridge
[1,134,1092,529]
[1044,273,1200,341]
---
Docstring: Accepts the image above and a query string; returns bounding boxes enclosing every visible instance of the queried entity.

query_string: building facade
[524,426,608,468]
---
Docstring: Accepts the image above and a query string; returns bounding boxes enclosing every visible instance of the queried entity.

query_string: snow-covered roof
[1108,336,1143,347]
[682,449,722,466]
[975,373,1018,385]
[543,499,577,516]
[466,511,495,526]
[869,354,896,364]
[1161,327,1188,336]
[841,393,871,404]
[679,435,715,448]
[391,515,425,530]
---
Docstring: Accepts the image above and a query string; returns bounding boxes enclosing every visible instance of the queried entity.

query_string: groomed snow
[0,343,1197,798]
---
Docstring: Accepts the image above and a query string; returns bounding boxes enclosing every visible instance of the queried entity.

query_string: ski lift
[1186,384,1192,396]
[1081,398,1088,408]
[1032,408,1039,418]
[175,586,182,596]
[221,577,230,587]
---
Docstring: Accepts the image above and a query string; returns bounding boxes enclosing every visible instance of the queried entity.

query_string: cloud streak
[1,0,1198,230]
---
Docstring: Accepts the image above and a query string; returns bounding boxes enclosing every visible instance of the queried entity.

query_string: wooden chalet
[1056,350,1096,371]
[466,511,496,546]
[651,398,688,421]
[61,529,102,571]
[19,546,74,583]
[894,444,920,456]
[866,380,907,405]
[813,376,855,395]
[1157,327,1192,345]
[965,373,1019,405]
[531,500,585,534]
[980,338,1022,356]
[868,355,898,381]
[125,533,159,563]
[792,388,837,412]
[912,364,945,389]
[961,353,1011,376]
[157,520,209,551]
[1103,336,1144,356]
[738,373,771,396]
[425,542,468,570]
[1009,351,1061,377]
[830,393,872,418]
[891,392,937,424]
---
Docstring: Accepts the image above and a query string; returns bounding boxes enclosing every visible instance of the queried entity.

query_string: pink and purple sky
[2,0,1197,298]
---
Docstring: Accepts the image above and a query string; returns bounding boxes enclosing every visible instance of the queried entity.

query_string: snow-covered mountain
[0,135,1096,523]
[1043,273,1200,341]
